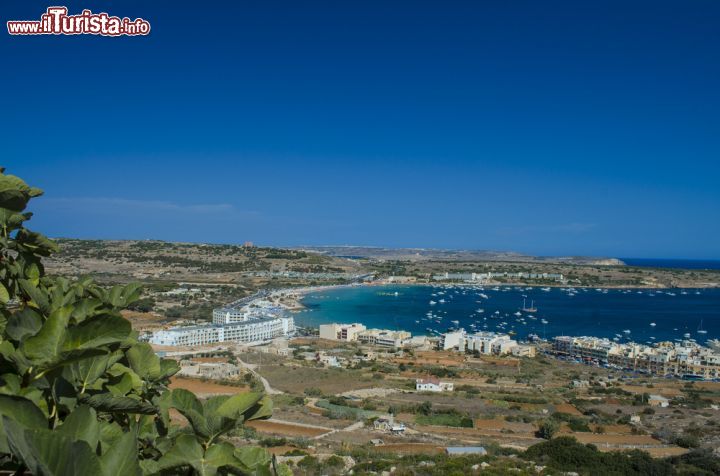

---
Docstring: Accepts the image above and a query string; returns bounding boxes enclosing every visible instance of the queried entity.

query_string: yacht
[521,298,537,313]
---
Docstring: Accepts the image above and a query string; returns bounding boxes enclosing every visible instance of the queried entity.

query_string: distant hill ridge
[295,245,625,266]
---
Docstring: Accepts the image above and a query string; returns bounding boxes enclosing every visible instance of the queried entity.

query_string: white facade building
[357,329,411,348]
[319,323,367,341]
[416,377,454,392]
[440,330,465,350]
[150,316,295,347]
[150,293,295,347]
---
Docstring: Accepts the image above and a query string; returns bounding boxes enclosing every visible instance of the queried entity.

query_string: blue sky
[2,1,719,258]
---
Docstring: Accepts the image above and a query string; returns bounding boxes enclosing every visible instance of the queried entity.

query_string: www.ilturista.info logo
[7,6,150,36]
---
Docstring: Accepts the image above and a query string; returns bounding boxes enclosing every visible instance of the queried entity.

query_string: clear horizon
[3,1,719,259]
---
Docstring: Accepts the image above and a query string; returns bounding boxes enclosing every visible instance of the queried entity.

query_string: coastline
[262,280,720,317]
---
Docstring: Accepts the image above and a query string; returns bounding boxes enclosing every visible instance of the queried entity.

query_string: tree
[537,419,560,439]
[418,401,433,416]
[0,169,284,475]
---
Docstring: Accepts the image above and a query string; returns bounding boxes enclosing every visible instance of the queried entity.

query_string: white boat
[429,300,436,305]
[623,329,631,334]
[650,322,656,327]
[697,320,708,334]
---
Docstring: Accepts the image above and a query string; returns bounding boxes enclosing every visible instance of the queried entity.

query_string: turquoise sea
[297,285,720,344]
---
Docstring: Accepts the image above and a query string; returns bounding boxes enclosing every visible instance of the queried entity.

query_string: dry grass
[553,403,583,416]
[246,420,329,438]
[169,377,248,396]
[259,365,391,394]
[569,433,661,446]
[372,444,444,455]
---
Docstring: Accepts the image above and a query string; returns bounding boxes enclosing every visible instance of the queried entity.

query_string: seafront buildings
[432,272,564,282]
[553,336,720,379]
[149,292,295,346]
[319,323,411,348]
[440,330,536,357]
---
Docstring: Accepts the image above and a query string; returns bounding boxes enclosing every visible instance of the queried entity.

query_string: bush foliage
[0,169,283,475]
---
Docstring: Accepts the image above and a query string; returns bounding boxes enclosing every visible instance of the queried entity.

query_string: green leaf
[170,389,212,440]
[62,314,131,352]
[0,208,32,230]
[152,434,204,473]
[99,428,141,476]
[121,283,143,306]
[66,352,121,392]
[0,282,9,304]
[79,393,157,415]
[18,279,51,314]
[98,421,124,453]
[170,388,204,416]
[234,446,272,472]
[14,229,59,257]
[22,305,72,365]
[5,307,43,341]
[0,394,48,454]
[216,392,265,420]
[203,442,240,474]
[56,405,100,449]
[126,343,161,380]
[0,173,42,212]
[244,395,274,422]
[153,435,240,476]
[70,298,104,324]
[4,417,103,476]
[106,372,137,396]
[159,358,180,380]
[25,262,41,286]
[51,377,79,415]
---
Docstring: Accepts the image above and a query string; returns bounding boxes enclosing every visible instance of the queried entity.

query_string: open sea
[297,285,720,345]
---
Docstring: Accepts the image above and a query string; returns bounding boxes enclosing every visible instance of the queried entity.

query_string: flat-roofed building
[358,329,411,348]
[416,377,454,392]
[319,323,366,341]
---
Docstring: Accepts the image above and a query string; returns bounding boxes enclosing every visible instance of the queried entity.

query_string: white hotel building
[149,298,294,347]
